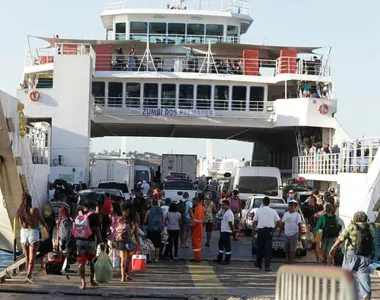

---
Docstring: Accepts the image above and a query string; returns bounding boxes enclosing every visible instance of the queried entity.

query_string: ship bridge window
[196,85,211,110]
[130,22,148,42]
[115,23,126,40]
[206,25,224,43]
[168,23,186,44]
[126,82,141,108]
[214,85,229,111]
[108,82,123,107]
[149,23,167,43]
[92,81,105,106]
[187,24,205,43]
[161,84,176,108]
[227,25,239,43]
[249,86,265,111]
[144,83,158,108]
[179,84,194,109]
[232,86,247,111]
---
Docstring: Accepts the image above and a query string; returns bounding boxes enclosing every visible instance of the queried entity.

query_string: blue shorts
[117,241,136,252]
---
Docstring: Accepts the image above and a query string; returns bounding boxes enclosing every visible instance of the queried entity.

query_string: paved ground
[1,234,380,299]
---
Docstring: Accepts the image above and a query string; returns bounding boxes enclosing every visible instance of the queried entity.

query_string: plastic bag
[94,250,113,283]
[39,225,49,241]
[109,249,120,268]
[96,244,102,257]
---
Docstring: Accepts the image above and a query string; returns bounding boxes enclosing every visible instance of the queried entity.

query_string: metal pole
[376,226,379,263]
[207,41,211,73]
[13,217,17,261]
[285,80,288,99]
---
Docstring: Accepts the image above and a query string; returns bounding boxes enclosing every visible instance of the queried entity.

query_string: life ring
[29,90,40,102]
[318,104,329,115]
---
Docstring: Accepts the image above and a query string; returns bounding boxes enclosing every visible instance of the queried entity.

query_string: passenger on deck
[115,48,125,70]
[312,56,322,75]
[128,48,136,71]
[301,81,311,97]
[187,47,196,72]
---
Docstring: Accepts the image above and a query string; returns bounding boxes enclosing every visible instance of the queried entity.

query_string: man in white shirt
[253,196,280,271]
[280,200,302,264]
[214,200,234,265]
[141,180,150,196]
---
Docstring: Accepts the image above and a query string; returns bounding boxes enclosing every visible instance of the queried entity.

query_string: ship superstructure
[0,0,375,248]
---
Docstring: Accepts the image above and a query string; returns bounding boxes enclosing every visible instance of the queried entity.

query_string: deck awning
[30,36,326,58]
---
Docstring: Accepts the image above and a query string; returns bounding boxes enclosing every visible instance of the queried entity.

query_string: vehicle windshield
[135,170,150,183]
[298,194,311,203]
[77,193,103,209]
[253,198,284,208]
[238,176,278,196]
[164,180,193,190]
[98,182,129,193]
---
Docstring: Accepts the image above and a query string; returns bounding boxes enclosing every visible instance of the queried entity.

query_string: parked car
[251,203,309,256]
[161,177,196,203]
[241,195,286,232]
[97,181,132,200]
[76,188,125,210]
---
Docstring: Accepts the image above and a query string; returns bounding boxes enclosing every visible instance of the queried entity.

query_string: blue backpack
[148,206,163,231]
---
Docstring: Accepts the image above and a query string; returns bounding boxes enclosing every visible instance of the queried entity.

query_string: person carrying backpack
[144,199,164,263]
[314,203,339,265]
[178,192,193,248]
[329,211,374,300]
[72,201,103,290]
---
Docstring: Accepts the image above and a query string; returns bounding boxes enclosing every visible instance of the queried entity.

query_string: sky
[1,0,379,158]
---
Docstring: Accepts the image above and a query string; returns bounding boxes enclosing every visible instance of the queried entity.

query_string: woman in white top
[166,203,181,261]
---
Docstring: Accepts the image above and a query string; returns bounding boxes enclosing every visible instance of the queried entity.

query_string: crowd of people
[256,189,374,299]
[16,187,241,288]
[16,185,376,299]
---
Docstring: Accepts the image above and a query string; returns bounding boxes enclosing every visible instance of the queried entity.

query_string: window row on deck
[114,22,239,44]
[92,81,265,111]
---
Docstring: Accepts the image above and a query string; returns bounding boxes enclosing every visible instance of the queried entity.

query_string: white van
[229,167,283,201]
[134,164,152,185]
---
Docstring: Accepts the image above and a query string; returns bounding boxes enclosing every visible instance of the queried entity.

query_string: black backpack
[178,200,189,221]
[354,224,373,256]
[324,215,339,238]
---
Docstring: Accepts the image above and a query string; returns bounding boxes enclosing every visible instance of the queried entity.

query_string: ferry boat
[0,0,379,252]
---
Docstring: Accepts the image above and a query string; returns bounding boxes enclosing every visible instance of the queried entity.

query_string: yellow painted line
[187,263,225,294]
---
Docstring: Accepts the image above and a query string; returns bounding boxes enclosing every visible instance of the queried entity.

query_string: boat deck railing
[96,54,329,76]
[94,98,272,119]
[26,43,330,77]
[26,43,95,67]
[104,0,250,15]
[293,137,380,176]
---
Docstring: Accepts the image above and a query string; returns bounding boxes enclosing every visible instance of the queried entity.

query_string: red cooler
[132,254,147,271]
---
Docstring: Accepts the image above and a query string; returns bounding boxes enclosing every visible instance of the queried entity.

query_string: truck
[161,154,197,183]
[89,158,135,199]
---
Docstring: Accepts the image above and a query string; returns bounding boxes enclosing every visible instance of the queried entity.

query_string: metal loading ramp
[0,90,25,252]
